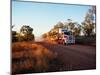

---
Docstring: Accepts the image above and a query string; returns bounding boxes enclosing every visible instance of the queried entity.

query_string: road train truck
[57,28,75,45]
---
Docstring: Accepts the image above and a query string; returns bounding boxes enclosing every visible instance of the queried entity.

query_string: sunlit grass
[12,42,58,74]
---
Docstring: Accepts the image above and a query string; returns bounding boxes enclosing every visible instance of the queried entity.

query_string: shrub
[12,42,57,74]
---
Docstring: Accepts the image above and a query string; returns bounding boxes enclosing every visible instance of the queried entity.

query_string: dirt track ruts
[36,42,96,71]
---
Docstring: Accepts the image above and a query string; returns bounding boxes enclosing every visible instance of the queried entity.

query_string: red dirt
[12,41,96,74]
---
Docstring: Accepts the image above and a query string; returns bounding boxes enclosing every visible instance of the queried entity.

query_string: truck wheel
[64,43,66,45]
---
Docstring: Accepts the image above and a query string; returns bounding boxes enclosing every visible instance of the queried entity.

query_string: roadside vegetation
[12,25,35,42]
[12,42,59,74]
[12,6,96,74]
[42,6,96,45]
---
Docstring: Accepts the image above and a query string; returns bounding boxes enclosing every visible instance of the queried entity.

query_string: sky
[12,1,92,37]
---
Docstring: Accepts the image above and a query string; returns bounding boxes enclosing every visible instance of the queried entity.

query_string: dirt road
[36,42,96,71]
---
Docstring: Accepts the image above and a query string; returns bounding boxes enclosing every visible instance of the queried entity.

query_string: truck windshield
[64,32,70,35]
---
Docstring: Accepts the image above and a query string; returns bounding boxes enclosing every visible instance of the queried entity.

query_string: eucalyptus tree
[82,7,95,36]
[19,25,35,41]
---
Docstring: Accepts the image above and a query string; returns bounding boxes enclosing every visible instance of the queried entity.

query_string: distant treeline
[42,6,96,41]
[12,25,35,42]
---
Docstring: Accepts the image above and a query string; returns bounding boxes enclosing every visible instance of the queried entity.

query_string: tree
[12,25,35,42]
[12,25,18,42]
[54,22,64,29]
[48,19,82,38]
[82,22,94,36]
[64,19,81,36]
[42,33,47,38]
[20,25,33,35]
[73,23,81,36]
[82,7,95,36]
[19,25,35,41]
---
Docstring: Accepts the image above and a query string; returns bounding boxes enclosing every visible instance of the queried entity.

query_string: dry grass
[43,38,57,44]
[12,42,57,74]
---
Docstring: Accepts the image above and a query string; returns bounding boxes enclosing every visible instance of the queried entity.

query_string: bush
[75,36,96,46]
[12,42,57,74]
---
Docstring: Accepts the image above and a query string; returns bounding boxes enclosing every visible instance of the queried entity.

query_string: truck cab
[57,28,75,45]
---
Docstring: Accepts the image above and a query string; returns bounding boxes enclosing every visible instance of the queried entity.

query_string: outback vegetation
[12,25,60,74]
[12,25,35,42]
[12,42,59,74]
[12,6,96,74]
[42,6,96,45]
